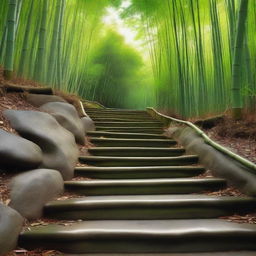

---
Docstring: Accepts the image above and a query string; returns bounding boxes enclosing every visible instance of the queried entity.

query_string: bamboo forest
[0,0,255,118]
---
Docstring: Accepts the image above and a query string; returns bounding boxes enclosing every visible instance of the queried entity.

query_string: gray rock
[0,203,23,255]
[40,102,85,145]
[0,129,42,171]
[4,110,79,180]
[26,93,67,107]
[168,126,256,196]
[9,169,64,220]
[81,116,95,133]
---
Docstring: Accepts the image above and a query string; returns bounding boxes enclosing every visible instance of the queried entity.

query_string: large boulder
[40,102,85,145]
[0,203,23,255]
[9,169,64,219]
[4,110,79,180]
[0,129,42,171]
[81,116,95,134]
[26,93,67,107]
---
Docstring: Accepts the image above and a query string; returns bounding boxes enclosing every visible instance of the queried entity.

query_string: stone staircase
[19,108,256,254]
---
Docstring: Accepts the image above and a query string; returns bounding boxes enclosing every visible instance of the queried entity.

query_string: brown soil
[5,249,62,256]
[207,186,243,197]
[0,93,40,133]
[0,172,11,204]
[201,116,256,164]
[220,213,256,224]
[0,66,43,88]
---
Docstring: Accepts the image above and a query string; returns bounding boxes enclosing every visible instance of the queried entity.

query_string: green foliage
[0,0,255,117]
[81,30,154,109]
[120,0,254,117]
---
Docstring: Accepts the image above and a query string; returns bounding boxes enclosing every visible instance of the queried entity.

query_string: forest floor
[202,116,256,164]
[1,68,256,255]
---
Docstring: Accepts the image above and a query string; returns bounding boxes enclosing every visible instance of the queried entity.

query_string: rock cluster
[0,93,95,255]
[40,102,85,144]
[4,110,79,180]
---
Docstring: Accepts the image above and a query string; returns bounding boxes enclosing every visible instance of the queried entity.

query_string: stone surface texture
[0,129,42,171]
[40,102,85,144]
[9,169,64,219]
[0,203,23,255]
[26,93,67,107]
[81,116,95,133]
[4,110,79,180]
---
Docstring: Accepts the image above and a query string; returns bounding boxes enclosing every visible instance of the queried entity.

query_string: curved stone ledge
[166,127,256,196]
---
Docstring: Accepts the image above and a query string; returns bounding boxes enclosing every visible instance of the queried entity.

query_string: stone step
[19,219,256,253]
[95,126,164,134]
[95,121,163,128]
[89,138,176,147]
[90,115,154,120]
[87,111,151,115]
[64,178,226,195]
[85,109,148,114]
[87,131,167,139]
[88,147,184,157]
[79,155,198,167]
[87,111,151,116]
[75,166,205,179]
[44,195,256,220]
[91,118,158,122]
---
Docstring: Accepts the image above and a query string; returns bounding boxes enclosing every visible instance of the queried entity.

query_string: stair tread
[89,147,184,151]
[95,121,162,124]
[75,166,204,171]
[20,219,256,238]
[75,166,205,179]
[87,131,166,138]
[65,177,226,186]
[80,155,197,160]
[92,118,158,121]
[90,138,174,142]
[46,195,256,208]
[96,126,163,129]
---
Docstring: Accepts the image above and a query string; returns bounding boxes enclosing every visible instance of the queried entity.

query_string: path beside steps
[19,108,256,254]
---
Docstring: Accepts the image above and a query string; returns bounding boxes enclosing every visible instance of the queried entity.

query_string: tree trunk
[34,0,48,82]
[231,0,249,119]
[4,0,18,80]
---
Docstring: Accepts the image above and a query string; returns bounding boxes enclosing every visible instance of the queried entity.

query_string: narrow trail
[19,108,256,254]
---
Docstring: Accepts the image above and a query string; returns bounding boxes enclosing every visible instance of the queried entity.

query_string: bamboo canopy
[0,0,255,118]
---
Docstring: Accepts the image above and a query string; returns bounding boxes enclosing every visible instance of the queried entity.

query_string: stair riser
[44,205,256,220]
[88,113,151,117]
[19,235,256,253]
[75,169,204,179]
[65,183,226,195]
[90,116,153,121]
[95,128,164,134]
[87,132,166,139]
[85,111,148,114]
[92,118,157,122]
[79,159,198,167]
[94,122,162,127]
[90,141,176,148]
[88,149,184,157]
[86,111,148,114]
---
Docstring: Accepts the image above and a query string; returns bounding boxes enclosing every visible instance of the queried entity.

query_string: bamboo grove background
[0,0,255,118]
